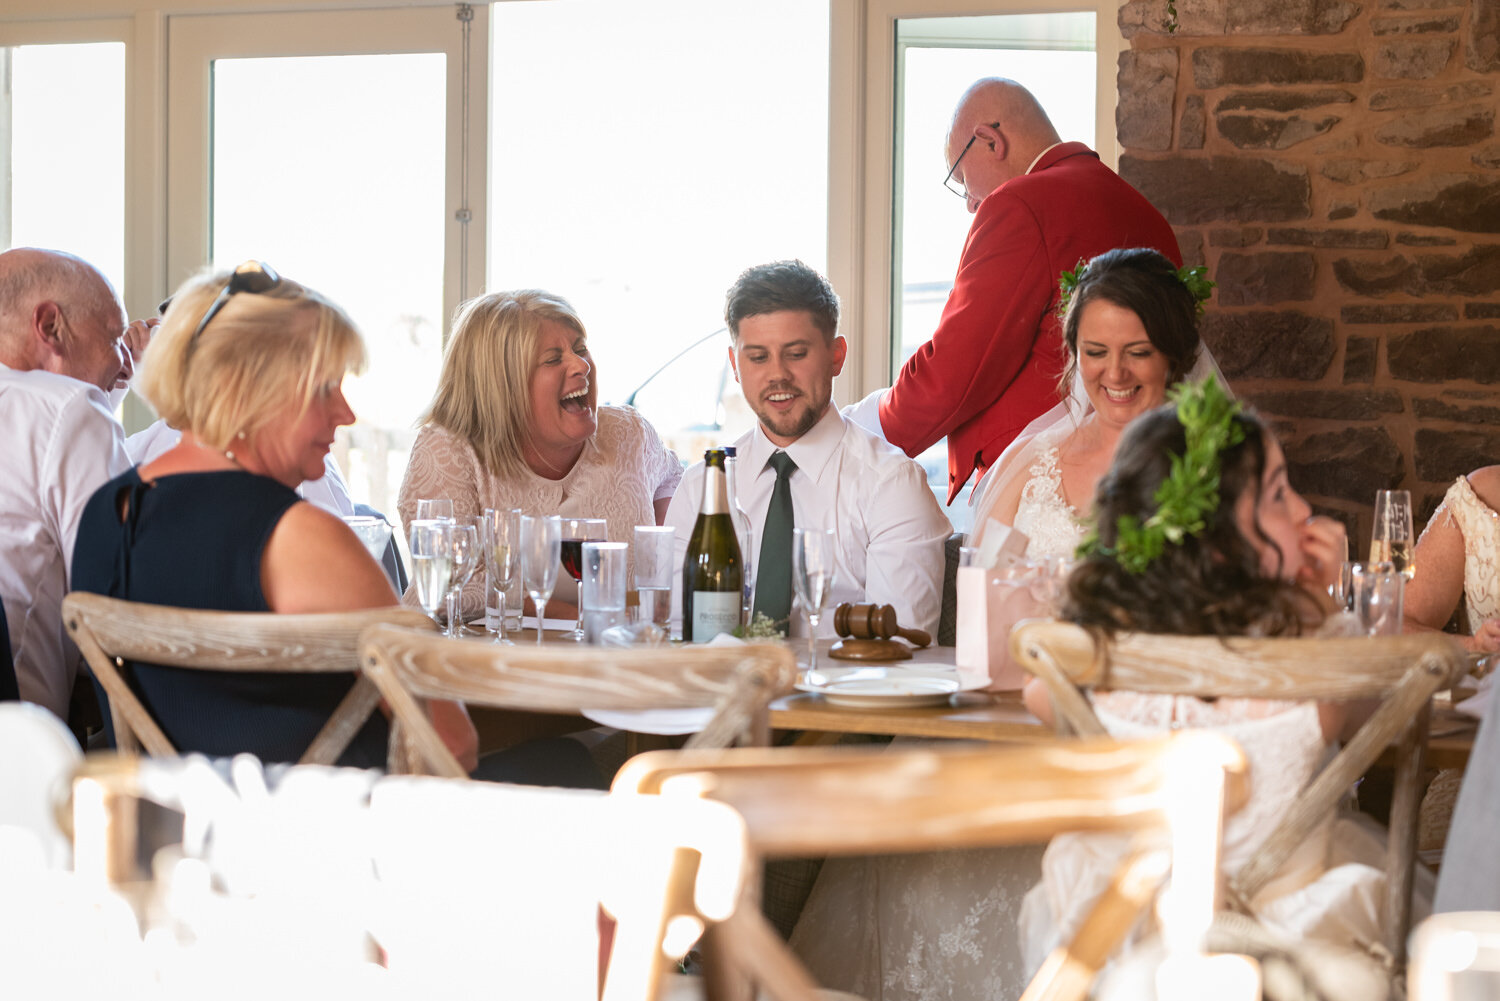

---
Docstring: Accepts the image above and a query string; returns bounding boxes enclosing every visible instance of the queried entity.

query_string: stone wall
[1115,0,1500,544]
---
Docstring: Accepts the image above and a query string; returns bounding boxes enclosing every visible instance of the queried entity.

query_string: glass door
[165,7,483,516]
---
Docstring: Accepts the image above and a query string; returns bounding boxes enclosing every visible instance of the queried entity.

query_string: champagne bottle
[683,448,744,642]
[722,445,753,622]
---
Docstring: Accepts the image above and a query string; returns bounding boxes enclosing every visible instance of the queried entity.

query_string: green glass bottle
[682,448,744,642]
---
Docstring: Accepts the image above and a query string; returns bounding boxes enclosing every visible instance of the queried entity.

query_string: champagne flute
[1371,489,1415,580]
[443,521,479,639]
[560,517,608,641]
[481,507,521,644]
[415,498,454,522]
[408,519,454,628]
[521,514,562,645]
[792,527,837,677]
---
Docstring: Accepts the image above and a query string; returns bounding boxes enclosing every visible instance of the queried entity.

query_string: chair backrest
[1011,619,1468,966]
[61,592,433,764]
[359,624,799,777]
[616,734,1249,1001]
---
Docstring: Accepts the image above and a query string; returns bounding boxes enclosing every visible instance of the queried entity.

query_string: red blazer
[880,143,1180,503]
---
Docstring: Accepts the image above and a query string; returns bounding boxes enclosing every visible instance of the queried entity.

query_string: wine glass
[442,521,479,639]
[521,514,562,645]
[415,498,454,522]
[408,519,454,628]
[481,507,521,644]
[1371,489,1415,580]
[792,527,837,677]
[559,517,607,642]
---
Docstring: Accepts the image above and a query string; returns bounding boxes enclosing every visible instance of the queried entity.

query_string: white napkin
[581,633,746,735]
[1456,670,1494,719]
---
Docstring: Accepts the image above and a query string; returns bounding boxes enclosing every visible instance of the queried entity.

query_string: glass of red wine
[559,517,607,641]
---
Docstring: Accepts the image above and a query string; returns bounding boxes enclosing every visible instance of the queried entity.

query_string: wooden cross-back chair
[1010,620,1468,967]
[62,591,433,765]
[357,624,799,777]
[615,733,1250,1001]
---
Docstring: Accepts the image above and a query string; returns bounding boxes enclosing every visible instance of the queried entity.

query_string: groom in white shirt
[665,260,950,638]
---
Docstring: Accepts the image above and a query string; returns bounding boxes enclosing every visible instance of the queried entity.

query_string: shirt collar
[1025,142,1065,175]
[744,403,844,483]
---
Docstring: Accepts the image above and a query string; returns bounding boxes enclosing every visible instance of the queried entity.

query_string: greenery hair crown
[1077,376,1245,574]
[1055,258,1215,321]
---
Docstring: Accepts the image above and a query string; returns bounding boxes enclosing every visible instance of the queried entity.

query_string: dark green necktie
[753,451,797,631]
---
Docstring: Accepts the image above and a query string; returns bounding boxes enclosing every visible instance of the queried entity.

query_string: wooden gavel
[832,602,931,648]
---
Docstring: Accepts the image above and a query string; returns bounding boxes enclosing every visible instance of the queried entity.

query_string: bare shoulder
[1466,465,1500,510]
[263,501,393,612]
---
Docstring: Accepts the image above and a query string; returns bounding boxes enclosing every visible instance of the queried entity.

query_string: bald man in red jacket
[876,78,1181,504]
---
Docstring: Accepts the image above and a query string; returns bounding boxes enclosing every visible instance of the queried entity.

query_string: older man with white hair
[0,247,134,721]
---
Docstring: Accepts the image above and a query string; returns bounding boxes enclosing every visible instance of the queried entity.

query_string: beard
[752,396,826,443]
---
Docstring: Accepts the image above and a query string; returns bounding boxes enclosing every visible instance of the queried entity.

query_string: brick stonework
[1117,0,1500,539]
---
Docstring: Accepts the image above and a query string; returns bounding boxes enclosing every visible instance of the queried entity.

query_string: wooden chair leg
[1385,702,1429,968]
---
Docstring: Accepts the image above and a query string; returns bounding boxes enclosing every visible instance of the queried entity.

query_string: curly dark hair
[1064,401,1321,637]
[1058,247,1201,397]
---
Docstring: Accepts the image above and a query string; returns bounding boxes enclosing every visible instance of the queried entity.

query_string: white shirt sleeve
[297,454,356,517]
[857,458,952,640]
[48,387,132,578]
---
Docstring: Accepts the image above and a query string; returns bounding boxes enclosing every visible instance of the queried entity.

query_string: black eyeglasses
[942,123,1001,199]
[189,260,281,345]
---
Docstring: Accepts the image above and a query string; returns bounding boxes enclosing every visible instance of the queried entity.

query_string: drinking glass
[738,525,756,626]
[481,507,521,644]
[442,522,479,639]
[1330,560,1357,613]
[581,542,629,643]
[792,527,837,676]
[342,515,392,563]
[559,517,607,641]
[632,525,675,630]
[415,498,454,522]
[520,514,562,645]
[1352,561,1404,636]
[408,519,454,627]
[1371,489,1415,580]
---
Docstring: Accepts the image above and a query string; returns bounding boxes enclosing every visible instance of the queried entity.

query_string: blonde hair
[423,289,594,481]
[139,267,365,451]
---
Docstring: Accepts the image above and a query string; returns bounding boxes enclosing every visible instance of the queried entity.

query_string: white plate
[796,666,982,709]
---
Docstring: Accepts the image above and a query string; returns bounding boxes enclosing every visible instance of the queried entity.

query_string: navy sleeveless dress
[70,468,387,767]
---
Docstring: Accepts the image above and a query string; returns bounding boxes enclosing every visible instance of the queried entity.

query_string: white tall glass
[415,498,453,522]
[481,507,521,645]
[793,527,837,676]
[632,525,675,630]
[408,519,454,627]
[521,514,562,646]
[442,521,479,639]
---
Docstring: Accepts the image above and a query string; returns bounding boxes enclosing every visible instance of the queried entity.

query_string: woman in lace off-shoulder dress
[397,290,682,620]
[969,247,1213,561]
[787,250,1213,1001]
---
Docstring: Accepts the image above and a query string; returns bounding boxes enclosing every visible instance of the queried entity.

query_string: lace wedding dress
[786,455,1086,1001]
[1435,474,1500,625]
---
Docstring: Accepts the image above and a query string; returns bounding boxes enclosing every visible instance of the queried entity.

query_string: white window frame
[828,0,1124,404]
[164,5,486,338]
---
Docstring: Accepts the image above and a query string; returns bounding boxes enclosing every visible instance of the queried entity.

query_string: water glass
[408,519,454,626]
[520,514,562,645]
[793,527,837,676]
[342,515,392,562]
[481,507,521,644]
[739,525,756,625]
[1351,561,1404,636]
[958,545,981,569]
[632,525,675,629]
[1330,560,1357,613]
[581,542,629,643]
[415,498,454,522]
[1371,489,1415,580]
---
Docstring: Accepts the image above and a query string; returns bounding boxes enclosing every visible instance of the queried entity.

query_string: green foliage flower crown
[1077,376,1245,574]
[1055,259,1215,321]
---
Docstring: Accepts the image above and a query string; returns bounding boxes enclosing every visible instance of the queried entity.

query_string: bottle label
[691,592,741,642]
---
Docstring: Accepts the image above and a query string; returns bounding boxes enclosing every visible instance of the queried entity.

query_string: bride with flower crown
[787,249,1223,1000]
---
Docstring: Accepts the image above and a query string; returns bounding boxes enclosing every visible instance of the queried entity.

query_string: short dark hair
[1064,402,1318,638]
[1059,247,1201,393]
[724,260,840,342]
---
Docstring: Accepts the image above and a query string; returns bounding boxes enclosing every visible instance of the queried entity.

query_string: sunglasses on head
[187,260,282,347]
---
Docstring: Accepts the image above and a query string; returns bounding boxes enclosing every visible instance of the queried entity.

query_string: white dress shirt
[0,363,131,719]
[665,404,951,638]
[126,419,356,517]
